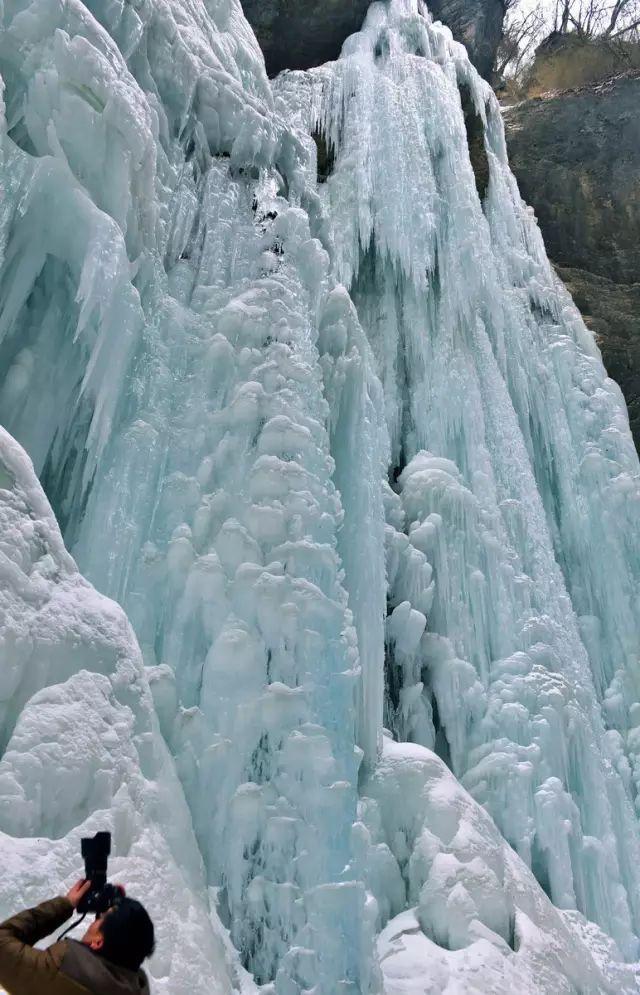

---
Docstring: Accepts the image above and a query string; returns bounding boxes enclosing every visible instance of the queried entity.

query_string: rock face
[241,0,505,79]
[241,0,370,77]
[429,0,505,80]
[504,72,640,445]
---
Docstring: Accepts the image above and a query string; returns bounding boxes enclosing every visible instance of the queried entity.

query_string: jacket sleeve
[0,897,73,993]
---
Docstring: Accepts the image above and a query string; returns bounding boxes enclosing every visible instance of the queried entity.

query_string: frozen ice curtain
[0,1,639,993]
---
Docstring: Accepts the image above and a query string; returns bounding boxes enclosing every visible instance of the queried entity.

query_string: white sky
[508,0,556,27]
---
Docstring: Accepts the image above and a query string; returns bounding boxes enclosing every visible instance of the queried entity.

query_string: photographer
[0,879,155,995]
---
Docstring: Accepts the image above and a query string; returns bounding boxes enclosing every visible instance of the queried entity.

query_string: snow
[366,738,639,993]
[1,0,640,992]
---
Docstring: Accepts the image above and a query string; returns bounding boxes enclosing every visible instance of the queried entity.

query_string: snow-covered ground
[1,0,640,991]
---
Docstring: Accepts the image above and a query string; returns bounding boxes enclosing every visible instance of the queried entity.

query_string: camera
[78,831,121,915]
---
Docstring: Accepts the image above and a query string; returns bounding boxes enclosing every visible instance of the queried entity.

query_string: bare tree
[606,0,640,36]
[499,0,640,80]
[496,5,547,77]
[554,0,572,33]
[552,0,640,37]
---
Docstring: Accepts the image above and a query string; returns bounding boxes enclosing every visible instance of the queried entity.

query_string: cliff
[241,0,505,79]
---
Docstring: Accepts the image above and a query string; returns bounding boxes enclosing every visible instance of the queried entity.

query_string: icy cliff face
[1,0,640,992]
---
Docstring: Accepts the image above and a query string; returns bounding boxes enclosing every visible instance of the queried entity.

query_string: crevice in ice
[40,430,95,544]
[529,297,558,324]
[390,448,407,488]
[349,246,414,473]
[374,31,391,63]
[383,606,402,735]
[7,120,38,157]
[459,83,490,204]
[249,733,273,785]
[431,694,452,770]
[255,207,279,228]
[531,835,553,902]
[312,128,335,184]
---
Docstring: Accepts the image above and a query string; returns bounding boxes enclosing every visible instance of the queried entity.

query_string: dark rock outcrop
[504,73,640,283]
[504,72,640,445]
[242,0,370,78]
[241,0,505,80]
[429,0,505,81]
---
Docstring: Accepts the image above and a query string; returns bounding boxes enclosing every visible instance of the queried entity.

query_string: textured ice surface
[1,0,640,991]
[0,428,253,995]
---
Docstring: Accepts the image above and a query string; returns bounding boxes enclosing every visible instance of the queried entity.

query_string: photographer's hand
[66,880,91,910]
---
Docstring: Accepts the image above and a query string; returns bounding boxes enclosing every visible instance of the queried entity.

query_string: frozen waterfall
[1,0,640,992]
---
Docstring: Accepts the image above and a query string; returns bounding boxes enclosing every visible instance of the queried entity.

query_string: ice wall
[1,0,640,992]
[1,425,636,995]
[0,428,251,995]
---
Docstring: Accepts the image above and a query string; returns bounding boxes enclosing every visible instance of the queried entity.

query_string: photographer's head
[82,898,155,972]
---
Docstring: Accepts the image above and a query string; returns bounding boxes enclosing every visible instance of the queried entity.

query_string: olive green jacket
[0,898,150,995]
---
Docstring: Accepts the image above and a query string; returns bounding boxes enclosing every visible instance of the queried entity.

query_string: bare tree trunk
[604,0,636,35]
